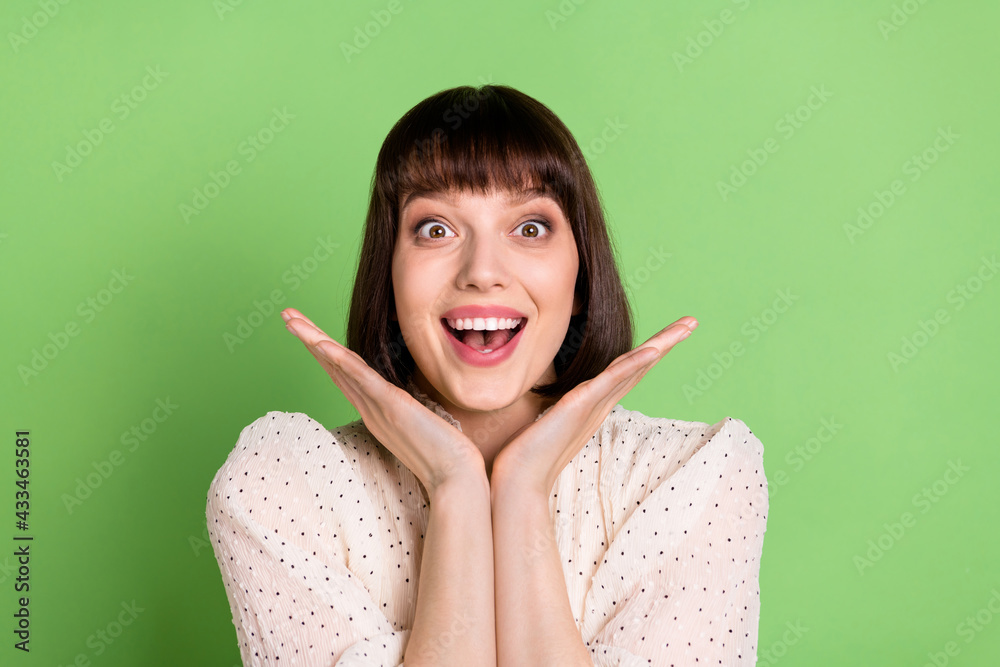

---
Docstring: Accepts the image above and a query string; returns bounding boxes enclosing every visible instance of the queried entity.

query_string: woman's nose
[455,235,509,290]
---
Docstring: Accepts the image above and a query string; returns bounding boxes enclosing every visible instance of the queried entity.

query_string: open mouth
[442,317,526,354]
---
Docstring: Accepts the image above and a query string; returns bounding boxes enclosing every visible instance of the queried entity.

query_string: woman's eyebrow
[400,190,449,214]
[504,187,554,206]
[401,188,556,215]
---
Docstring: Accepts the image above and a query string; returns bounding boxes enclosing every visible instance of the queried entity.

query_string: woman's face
[391,187,581,414]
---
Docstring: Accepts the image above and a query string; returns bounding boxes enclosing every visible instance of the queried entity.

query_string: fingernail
[687,319,698,331]
[281,310,292,323]
[679,329,692,341]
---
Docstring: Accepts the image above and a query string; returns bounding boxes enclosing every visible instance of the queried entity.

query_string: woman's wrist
[427,459,490,504]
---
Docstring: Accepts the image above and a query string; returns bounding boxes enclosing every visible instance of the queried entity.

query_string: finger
[285,317,357,366]
[566,347,654,414]
[281,307,321,329]
[646,317,697,344]
[284,313,397,407]
[602,339,662,376]
[607,352,658,399]
[590,358,660,419]
[537,320,699,450]
[285,314,338,346]
[595,323,693,403]
[604,319,693,372]
[635,319,698,358]
[310,338,422,428]
[309,339,378,400]
[281,312,439,450]
[285,317,329,347]
[296,338,365,401]
[283,318,371,402]
[286,320,348,371]
[285,316,350,358]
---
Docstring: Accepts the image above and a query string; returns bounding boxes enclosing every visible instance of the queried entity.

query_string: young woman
[207,84,768,666]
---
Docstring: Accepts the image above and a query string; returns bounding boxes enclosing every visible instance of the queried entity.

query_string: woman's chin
[426,377,525,413]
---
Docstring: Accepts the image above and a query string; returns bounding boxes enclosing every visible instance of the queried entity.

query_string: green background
[2,0,998,665]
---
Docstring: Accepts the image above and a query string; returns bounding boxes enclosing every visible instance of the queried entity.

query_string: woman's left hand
[490,316,698,498]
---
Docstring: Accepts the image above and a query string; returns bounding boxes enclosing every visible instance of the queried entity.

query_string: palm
[492,317,698,495]
[281,307,485,492]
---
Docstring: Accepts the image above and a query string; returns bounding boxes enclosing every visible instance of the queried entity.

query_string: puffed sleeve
[206,412,410,667]
[582,416,768,666]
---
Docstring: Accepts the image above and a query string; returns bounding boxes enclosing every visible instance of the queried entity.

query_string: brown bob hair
[346,84,634,399]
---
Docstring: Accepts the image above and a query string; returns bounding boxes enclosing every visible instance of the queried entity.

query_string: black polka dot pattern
[206,385,768,666]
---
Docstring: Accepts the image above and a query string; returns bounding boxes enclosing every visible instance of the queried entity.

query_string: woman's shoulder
[597,404,765,483]
[591,405,768,542]
[206,410,383,504]
[605,404,762,452]
[222,410,373,461]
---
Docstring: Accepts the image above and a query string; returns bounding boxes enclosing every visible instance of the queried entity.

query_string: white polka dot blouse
[206,380,768,665]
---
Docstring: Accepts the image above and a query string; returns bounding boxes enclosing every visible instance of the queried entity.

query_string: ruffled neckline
[404,379,555,432]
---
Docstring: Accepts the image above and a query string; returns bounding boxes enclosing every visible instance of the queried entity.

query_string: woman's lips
[440,318,526,367]
[443,318,524,349]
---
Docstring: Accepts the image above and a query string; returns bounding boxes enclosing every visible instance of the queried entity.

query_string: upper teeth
[447,317,522,331]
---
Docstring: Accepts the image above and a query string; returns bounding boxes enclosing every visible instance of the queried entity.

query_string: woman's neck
[410,373,554,482]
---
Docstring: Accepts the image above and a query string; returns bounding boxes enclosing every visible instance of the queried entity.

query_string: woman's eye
[515,220,552,238]
[414,218,552,239]
[416,221,455,239]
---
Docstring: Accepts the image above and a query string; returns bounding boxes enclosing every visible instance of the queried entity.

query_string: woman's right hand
[280,307,486,497]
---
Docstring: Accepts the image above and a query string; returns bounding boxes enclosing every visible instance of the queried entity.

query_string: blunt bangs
[378,86,583,225]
